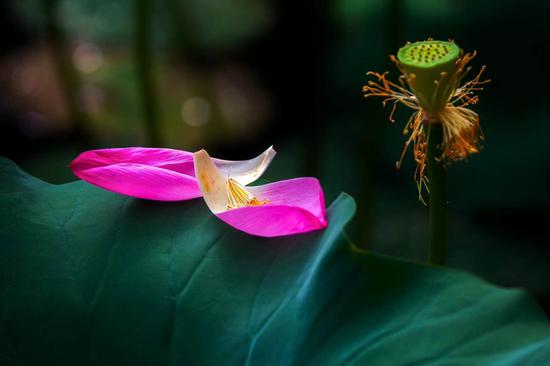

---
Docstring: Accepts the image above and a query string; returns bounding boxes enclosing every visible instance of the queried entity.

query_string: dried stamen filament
[226,178,267,209]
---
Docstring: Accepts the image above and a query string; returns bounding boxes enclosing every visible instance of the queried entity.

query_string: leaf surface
[0,157,549,365]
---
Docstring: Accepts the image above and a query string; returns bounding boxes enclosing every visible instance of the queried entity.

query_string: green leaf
[0,157,549,365]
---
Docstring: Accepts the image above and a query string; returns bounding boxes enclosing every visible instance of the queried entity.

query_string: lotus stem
[134,0,162,147]
[42,0,91,141]
[363,39,488,265]
[427,122,447,265]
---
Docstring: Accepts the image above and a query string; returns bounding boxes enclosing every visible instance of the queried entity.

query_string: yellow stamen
[226,178,267,210]
[438,106,482,161]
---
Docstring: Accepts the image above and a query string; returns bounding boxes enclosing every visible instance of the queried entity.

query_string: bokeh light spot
[73,42,103,73]
[181,97,211,127]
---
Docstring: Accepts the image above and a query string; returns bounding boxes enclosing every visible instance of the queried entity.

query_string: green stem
[134,0,162,146]
[42,0,91,141]
[427,122,447,265]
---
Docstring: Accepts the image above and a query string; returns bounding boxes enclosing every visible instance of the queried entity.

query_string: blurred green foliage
[15,0,272,51]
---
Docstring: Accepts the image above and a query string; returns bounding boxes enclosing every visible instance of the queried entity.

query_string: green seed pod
[397,40,461,115]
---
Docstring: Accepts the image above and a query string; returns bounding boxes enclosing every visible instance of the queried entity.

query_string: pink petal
[71,148,196,175]
[70,148,201,201]
[216,178,327,237]
[214,146,276,186]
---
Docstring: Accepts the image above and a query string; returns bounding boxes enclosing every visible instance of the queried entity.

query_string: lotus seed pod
[397,40,461,115]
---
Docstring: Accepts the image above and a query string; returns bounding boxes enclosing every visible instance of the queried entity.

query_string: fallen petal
[218,178,327,237]
[71,147,277,202]
[247,178,327,226]
[214,146,276,186]
[194,149,327,237]
[70,148,200,201]
[194,149,231,213]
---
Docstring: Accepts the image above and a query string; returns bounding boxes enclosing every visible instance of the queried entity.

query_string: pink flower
[70,146,275,201]
[70,146,327,237]
[194,149,327,237]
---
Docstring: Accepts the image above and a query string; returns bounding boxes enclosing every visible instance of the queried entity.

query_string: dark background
[1,0,549,312]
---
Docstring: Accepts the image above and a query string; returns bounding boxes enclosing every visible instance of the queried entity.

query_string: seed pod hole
[400,41,460,67]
